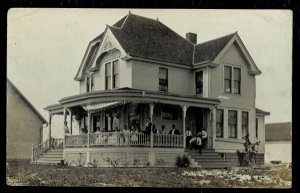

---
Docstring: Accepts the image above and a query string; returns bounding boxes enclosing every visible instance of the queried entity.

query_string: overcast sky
[7,9,292,139]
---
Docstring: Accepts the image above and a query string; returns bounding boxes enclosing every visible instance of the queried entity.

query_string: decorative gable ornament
[101,35,117,52]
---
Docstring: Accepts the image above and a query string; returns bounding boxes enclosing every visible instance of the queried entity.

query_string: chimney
[186,32,197,44]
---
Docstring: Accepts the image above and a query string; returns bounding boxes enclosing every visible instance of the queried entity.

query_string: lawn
[6,161,291,188]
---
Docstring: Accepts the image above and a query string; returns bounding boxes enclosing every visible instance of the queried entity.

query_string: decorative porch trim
[82,101,128,113]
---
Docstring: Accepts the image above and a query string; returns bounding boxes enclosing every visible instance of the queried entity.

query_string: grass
[6,161,292,188]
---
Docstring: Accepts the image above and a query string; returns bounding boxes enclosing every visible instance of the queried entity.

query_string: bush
[176,155,190,167]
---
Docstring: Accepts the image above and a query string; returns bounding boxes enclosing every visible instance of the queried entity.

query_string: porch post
[181,105,188,148]
[48,114,52,148]
[63,107,67,149]
[87,111,91,147]
[149,103,154,148]
[67,109,73,135]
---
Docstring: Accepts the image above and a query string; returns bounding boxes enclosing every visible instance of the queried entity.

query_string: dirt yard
[6,161,291,188]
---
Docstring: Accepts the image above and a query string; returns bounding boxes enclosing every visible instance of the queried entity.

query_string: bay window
[228,110,237,138]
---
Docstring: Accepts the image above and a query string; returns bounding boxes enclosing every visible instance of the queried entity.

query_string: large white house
[33,13,270,168]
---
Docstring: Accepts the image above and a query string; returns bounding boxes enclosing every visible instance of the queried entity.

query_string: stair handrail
[31,139,50,161]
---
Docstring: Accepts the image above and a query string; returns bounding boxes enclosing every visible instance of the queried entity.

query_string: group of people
[144,118,180,135]
[186,127,208,154]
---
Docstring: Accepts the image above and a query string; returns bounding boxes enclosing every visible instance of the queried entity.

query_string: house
[36,13,270,167]
[7,79,47,161]
[265,122,292,164]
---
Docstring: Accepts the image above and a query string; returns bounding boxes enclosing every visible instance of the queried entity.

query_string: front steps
[31,149,63,165]
[185,149,231,168]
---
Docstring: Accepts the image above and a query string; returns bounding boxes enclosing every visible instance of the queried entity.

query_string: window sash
[234,68,241,81]
[195,71,203,94]
[113,60,119,75]
[216,109,224,137]
[159,68,168,92]
[234,80,240,94]
[86,77,90,92]
[113,74,119,89]
[159,68,168,79]
[105,62,111,76]
[228,110,237,138]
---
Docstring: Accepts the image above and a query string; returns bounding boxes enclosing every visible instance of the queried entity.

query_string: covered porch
[34,89,220,166]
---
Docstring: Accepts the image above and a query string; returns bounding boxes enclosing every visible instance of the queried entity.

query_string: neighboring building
[265,122,292,164]
[7,79,47,160]
[38,13,269,167]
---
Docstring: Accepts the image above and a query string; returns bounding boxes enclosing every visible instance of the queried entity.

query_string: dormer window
[159,68,168,92]
[195,71,203,94]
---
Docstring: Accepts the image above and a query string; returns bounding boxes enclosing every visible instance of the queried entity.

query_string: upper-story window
[216,109,224,138]
[159,68,168,92]
[224,66,232,93]
[234,68,241,94]
[195,71,203,94]
[242,111,249,138]
[228,110,237,138]
[113,60,119,89]
[105,62,111,90]
[224,65,241,94]
[90,74,94,91]
[86,76,90,92]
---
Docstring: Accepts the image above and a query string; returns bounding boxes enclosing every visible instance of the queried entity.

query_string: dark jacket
[169,128,180,135]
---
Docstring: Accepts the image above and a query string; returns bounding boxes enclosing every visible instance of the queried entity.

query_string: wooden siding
[131,60,194,95]
[7,82,44,160]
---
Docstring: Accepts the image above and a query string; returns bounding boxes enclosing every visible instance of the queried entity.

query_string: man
[64,121,70,134]
[161,125,166,135]
[144,118,152,135]
[185,128,192,149]
[169,124,180,135]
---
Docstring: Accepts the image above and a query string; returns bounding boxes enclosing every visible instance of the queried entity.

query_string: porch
[34,88,220,167]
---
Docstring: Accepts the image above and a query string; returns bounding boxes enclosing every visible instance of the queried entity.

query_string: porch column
[87,111,91,147]
[63,107,67,149]
[149,103,154,148]
[48,114,52,148]
[67,109,73,135]
[181,105,188,148]
[210,106,217,149]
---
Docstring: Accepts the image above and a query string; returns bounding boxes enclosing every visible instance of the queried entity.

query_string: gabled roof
[7,79,47,124]
[265,122,292,141]
[109,13,194,66]
[256,108,270,116]
[194,33,236,64]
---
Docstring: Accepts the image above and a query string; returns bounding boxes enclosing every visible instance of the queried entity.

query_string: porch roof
[82,101,128,113]
[44,88,220,113]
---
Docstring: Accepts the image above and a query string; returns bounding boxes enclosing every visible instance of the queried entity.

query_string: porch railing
[31,138,64,161]
[153,134,184,147]
[65,132,184,148]
[65,134,88,148]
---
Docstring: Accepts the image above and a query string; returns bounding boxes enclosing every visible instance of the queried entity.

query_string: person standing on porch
[64,121,70,134]
[112,111,119,131]
[185,128,192,149]
[169,124,180,135]
[144,118,152,135]
[106,114,111,131]
[161,125,166,135]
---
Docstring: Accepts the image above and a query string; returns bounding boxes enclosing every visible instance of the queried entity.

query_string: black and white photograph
[6,8,292,188]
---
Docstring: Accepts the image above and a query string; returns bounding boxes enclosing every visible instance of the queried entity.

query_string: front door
[195,108,203,133]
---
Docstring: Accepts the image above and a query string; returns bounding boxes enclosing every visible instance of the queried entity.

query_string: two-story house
[36,13,269,167]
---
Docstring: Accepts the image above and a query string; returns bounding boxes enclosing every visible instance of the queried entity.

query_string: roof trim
[256,108,270,116]
[213,33,262,75]
[7,79,47,124]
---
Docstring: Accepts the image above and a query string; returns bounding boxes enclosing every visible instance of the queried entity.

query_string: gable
[213,34,261,75]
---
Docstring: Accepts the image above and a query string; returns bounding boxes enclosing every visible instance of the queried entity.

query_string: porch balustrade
[31,138,64,161]
[64,132,184,148]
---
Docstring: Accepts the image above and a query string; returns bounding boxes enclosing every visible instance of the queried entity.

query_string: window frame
[195,70,203,94]
[86,76,90,93]
[255,118,259,138]
[105,62,111,90]
[216,109,224,138]
[242,111,249,138]
[223,65,242,95]
[228,110,238,138]
[159,67,168,92]
[112,60,119,89]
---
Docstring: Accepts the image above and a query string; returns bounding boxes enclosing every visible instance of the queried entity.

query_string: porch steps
[185,149,230,169]
[32,149,63,165]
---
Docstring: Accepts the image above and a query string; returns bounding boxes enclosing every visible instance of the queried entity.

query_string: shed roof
[265,122,292,141]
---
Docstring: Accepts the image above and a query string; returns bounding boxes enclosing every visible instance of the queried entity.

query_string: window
[195,71,203,94]
[112,60,119,89]
[228,110,237,138]
[91,74,94,91]
[159,68,168,92]
[105,62,111,90]
[256,118,258,138]
[216,109,224,137]
[234,68,241,94]
[224,66,232,93]
[242,111,249,138]
[86,76,90,92]
[224,65,241,94]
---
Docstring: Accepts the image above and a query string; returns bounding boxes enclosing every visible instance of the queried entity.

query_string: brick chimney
[186,32,197,44]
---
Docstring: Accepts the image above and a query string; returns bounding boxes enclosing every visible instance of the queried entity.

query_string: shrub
[176,155,190,167]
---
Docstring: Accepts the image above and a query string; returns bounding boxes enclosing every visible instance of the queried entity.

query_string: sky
[7,9,292,140]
